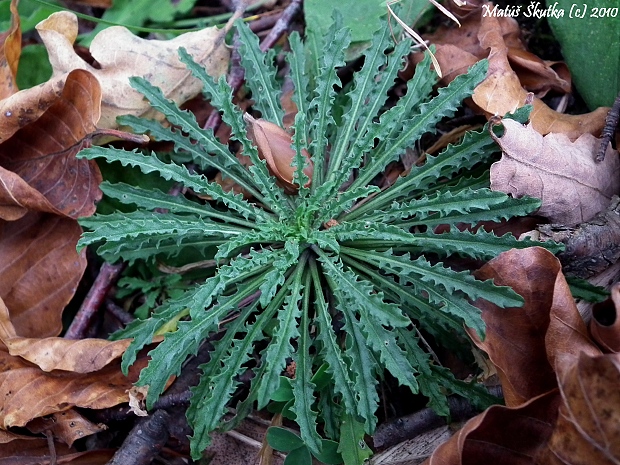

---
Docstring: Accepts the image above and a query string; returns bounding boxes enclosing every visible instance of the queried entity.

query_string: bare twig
[597,90,620,162]
[373,386,503,450]
[46,431,57,465]
[65,261,125,339]
[259,0,302,52]
[106,410,170,465]
[105,299,135,326]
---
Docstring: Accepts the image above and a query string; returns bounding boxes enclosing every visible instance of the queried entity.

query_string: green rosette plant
[77,15,560,462]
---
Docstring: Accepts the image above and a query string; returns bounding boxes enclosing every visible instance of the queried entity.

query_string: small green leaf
[269,376,294,402]
[267,427,305,452]
[314,439,343,465]
[284,445,313,465]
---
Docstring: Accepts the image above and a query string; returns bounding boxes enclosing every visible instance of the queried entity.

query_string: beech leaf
[414,3,608,139]
[0,213,86,338]
[0,69,103,219]
[0,345,144,429]
[245,114,313,191]
[536,353,620,465]
[424,390,561,465]
[589,283,620,353]
[35,11,230,128]
[490,118,620,225]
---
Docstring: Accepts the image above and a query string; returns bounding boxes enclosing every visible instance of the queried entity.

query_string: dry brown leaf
[472,7,607,139]
[0,0,70,144]
[416,2,608,139]
[244,114,313,191]
[36,11,229,128]
[589,283,620,352]
[0,68,104,338]
[470,248,556,406]
[490,118,620,225]
[470,247,596,406]
[27,410,106,447]
[536,353,620,465]
[0,340,145,429]
[0,0,20,100]
[0,297,129,372]
[0,213,85,338]
[423,390,561,465]
[0,69,103,219]
[0,76,67,143]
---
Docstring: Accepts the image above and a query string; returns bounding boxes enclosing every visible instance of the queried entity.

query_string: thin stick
[259,0,302,52]
[65,261,125,339]
[597,90,620,162]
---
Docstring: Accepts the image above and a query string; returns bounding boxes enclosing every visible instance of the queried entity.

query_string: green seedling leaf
[315,439,343,465]
[267,427,305,452]
[546,0,620,109]
[270,376,294,402]
[284,445,313,465]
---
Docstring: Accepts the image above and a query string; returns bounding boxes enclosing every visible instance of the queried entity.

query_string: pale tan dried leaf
[0,296,129,372]
[416,3,608,139]
[36,11,230,129]
[128,386,149,417]
[490,118,620,225]
[472,5,607,139]
[0,344,145,428]
[0,75,66,143]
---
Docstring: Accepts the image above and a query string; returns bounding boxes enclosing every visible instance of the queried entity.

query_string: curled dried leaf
[589,283,620,352]
[244,114,313,192]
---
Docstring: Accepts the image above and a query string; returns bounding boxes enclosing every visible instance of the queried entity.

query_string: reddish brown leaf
[0,213,85,338]
[471,247,600,406]
[0,69,103,218]
[26,410,106,447]
[245,114,313,191]
[424,390,561,465]
[0,165,59,221]
[490,118,620,225]
[589,283,620,352]
[0,0,21,100]
[536,353,620,465]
